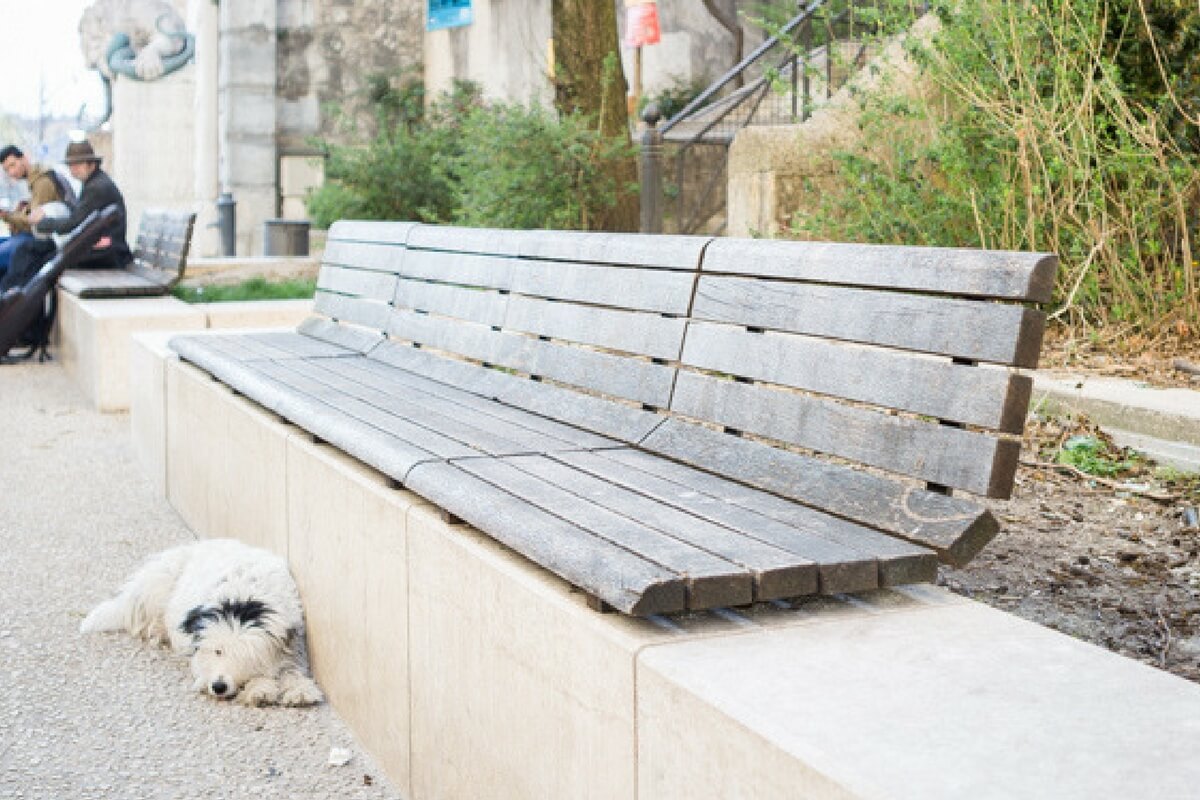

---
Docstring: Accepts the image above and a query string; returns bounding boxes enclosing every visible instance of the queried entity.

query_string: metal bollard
[639,104,664,234]
[215,192,236,257]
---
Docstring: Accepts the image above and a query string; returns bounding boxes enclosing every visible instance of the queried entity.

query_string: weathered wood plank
[398,249,697,314]
[321,240,408,274]
[551,450,889,593]
[517,229,711,270]
[692,275,1047,367]
[588,449,940,588]
[297,316,385,354]
[702,238,1058,302]
[368,341,662,443]
[314,290,392,331]
[405,461,687,615]
[507,453,824,600]
[406,224,524,255]
[671,371,1021,496]
[59,270,164,297]
[327,356,616,449]
[681,320,1033,433]
[386,308,677,407]
[316,265,398,302]
[455,457,754,610]
[395,279,511,327]
[327,220,418,245]
[640,419,1000,565]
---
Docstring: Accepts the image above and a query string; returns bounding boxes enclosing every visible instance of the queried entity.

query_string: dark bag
[0,238,57,361]
[44,169,79,209]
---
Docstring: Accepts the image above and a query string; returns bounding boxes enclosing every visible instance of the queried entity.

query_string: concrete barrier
[132,340,1200,800]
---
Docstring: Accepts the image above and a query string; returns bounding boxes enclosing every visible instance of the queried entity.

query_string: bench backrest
[130,209,196,289]
[303,224,1054,507]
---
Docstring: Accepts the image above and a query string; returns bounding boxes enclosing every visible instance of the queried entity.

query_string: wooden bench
[170,221,1055,615]
[58,209,196,298]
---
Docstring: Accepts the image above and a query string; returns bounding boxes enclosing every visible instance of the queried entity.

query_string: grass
[173,277,316,304]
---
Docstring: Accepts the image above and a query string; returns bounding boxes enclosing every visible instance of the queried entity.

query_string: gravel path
[0,364,402,799]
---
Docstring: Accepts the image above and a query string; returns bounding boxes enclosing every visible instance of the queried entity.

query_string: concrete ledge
[139,343,1200,799]
[57,290,312,412]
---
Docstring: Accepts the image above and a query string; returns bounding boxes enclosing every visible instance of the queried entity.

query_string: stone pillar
[218,0,278,256]
[189,0,221,257]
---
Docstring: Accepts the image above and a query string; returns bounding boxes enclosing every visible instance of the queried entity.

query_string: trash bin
[263,219,310,257]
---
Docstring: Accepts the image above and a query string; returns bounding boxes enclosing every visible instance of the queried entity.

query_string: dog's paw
[236,677,280,707]
[278,675,324,707]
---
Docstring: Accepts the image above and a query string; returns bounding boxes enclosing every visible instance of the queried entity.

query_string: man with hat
[31,139,132,270]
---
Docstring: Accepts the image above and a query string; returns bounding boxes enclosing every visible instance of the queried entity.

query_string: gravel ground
[0,364,401,800]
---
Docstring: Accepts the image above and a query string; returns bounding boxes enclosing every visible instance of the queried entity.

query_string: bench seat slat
[580,449,940,588]
[693,275,1046,367]
[702,238,1057,302]
[326,357,616,450]
[504,453,833,599]
[405,461,687,615]
[398,249,698,314]
[297,316,385,354]
[517,229,710,270]
[671,371,1021,497]
[640,419,999,567]
[386,308,677,408]
[287,358,600,456]
[454,457,756,610]
[59,269,165,298]
[681,320,1033,433]
[368,342,663,443]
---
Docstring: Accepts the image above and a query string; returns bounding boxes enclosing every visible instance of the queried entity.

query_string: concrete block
[279,155,324,197]
[201,300,313,329]
[165,359,290,551]
[405,504,677,800]
[637,592,1200,800]
[129,331,179,496]
[286,436,429,795]
[57,291,207,412]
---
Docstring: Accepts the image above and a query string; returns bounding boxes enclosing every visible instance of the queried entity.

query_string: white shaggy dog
[81,538,323,707]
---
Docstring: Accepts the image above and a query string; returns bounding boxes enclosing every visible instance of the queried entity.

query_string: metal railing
[641,0,915,235]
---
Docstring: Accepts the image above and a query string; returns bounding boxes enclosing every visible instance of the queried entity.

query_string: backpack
[45,169,78,209]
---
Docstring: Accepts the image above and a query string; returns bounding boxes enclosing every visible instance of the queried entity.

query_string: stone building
[91,0,754,256]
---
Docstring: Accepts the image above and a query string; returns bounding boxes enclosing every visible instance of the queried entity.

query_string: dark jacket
[37,166,132,269]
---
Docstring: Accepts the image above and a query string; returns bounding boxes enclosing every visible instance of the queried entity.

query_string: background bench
[171,222,1055,616]
[59,209,195,298]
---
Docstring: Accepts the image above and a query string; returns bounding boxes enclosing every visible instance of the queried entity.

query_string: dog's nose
[211,680,229,696]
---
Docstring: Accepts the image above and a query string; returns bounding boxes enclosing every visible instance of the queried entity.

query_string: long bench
[59,209,195,298]
[169,221,1055,616]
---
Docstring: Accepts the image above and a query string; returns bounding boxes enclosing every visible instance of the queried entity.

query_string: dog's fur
[81,538,323,707]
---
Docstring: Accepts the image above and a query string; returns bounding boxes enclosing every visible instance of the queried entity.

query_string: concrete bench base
[56,290,312,412]
[132,335,1200,799]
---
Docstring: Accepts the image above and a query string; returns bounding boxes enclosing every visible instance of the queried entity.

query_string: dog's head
[180,599,293,701]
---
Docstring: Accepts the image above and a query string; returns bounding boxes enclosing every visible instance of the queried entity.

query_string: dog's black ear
[181,605,217,635]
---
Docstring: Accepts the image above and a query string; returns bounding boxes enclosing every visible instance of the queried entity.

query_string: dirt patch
[1041,327,1200,389]
[941,413,1200,683]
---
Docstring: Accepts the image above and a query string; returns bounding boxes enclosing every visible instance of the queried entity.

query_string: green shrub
[451,102,636,230]
[791,0,1199,339]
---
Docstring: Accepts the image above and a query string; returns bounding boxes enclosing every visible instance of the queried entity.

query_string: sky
[0,0,106,122]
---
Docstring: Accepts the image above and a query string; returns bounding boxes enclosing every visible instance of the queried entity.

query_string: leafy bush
[451,102,635,230]
[791,0,1199,339]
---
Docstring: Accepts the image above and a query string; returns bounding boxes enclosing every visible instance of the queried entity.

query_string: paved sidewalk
[0,364,401,800]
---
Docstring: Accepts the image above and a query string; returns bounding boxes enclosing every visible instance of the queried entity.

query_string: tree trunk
[702,0,745,87]
[551,0,639,232]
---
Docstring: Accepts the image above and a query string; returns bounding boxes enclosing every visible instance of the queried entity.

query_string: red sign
[626,3,661,47]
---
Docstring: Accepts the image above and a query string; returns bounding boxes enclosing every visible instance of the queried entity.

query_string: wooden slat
[59,270,163,297]
[702,238,1058,302]
[640,419,1000,565]
[317,265,398,302]
[297,316,385,354]
[670,371,1021,496]
[586,449,940,588]
[405,461,686,615]
[314,290,392,331]
[386,308,677,407]
[407,224,524,255]
[396,279,510,327]
[327,220,417,244]
[321,240,407,273]
[692,275,1046,367]
[517,229,710,269]
[368,341,663,443]
[455,457,755,610]
[398,250,697,315]
[507,453,822,599]
[234,331,356,360]
[681,320,1033,433]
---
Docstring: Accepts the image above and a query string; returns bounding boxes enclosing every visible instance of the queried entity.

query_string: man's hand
[28,207,44,224]
[95,236,112,249]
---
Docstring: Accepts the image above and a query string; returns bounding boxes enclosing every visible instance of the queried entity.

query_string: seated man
[0,145,65,281]
[32,139,131,269]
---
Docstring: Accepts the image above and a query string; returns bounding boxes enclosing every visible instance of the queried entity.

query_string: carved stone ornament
[80,0,195,82]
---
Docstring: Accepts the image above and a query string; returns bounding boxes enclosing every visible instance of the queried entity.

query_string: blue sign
[428,0,473,31]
